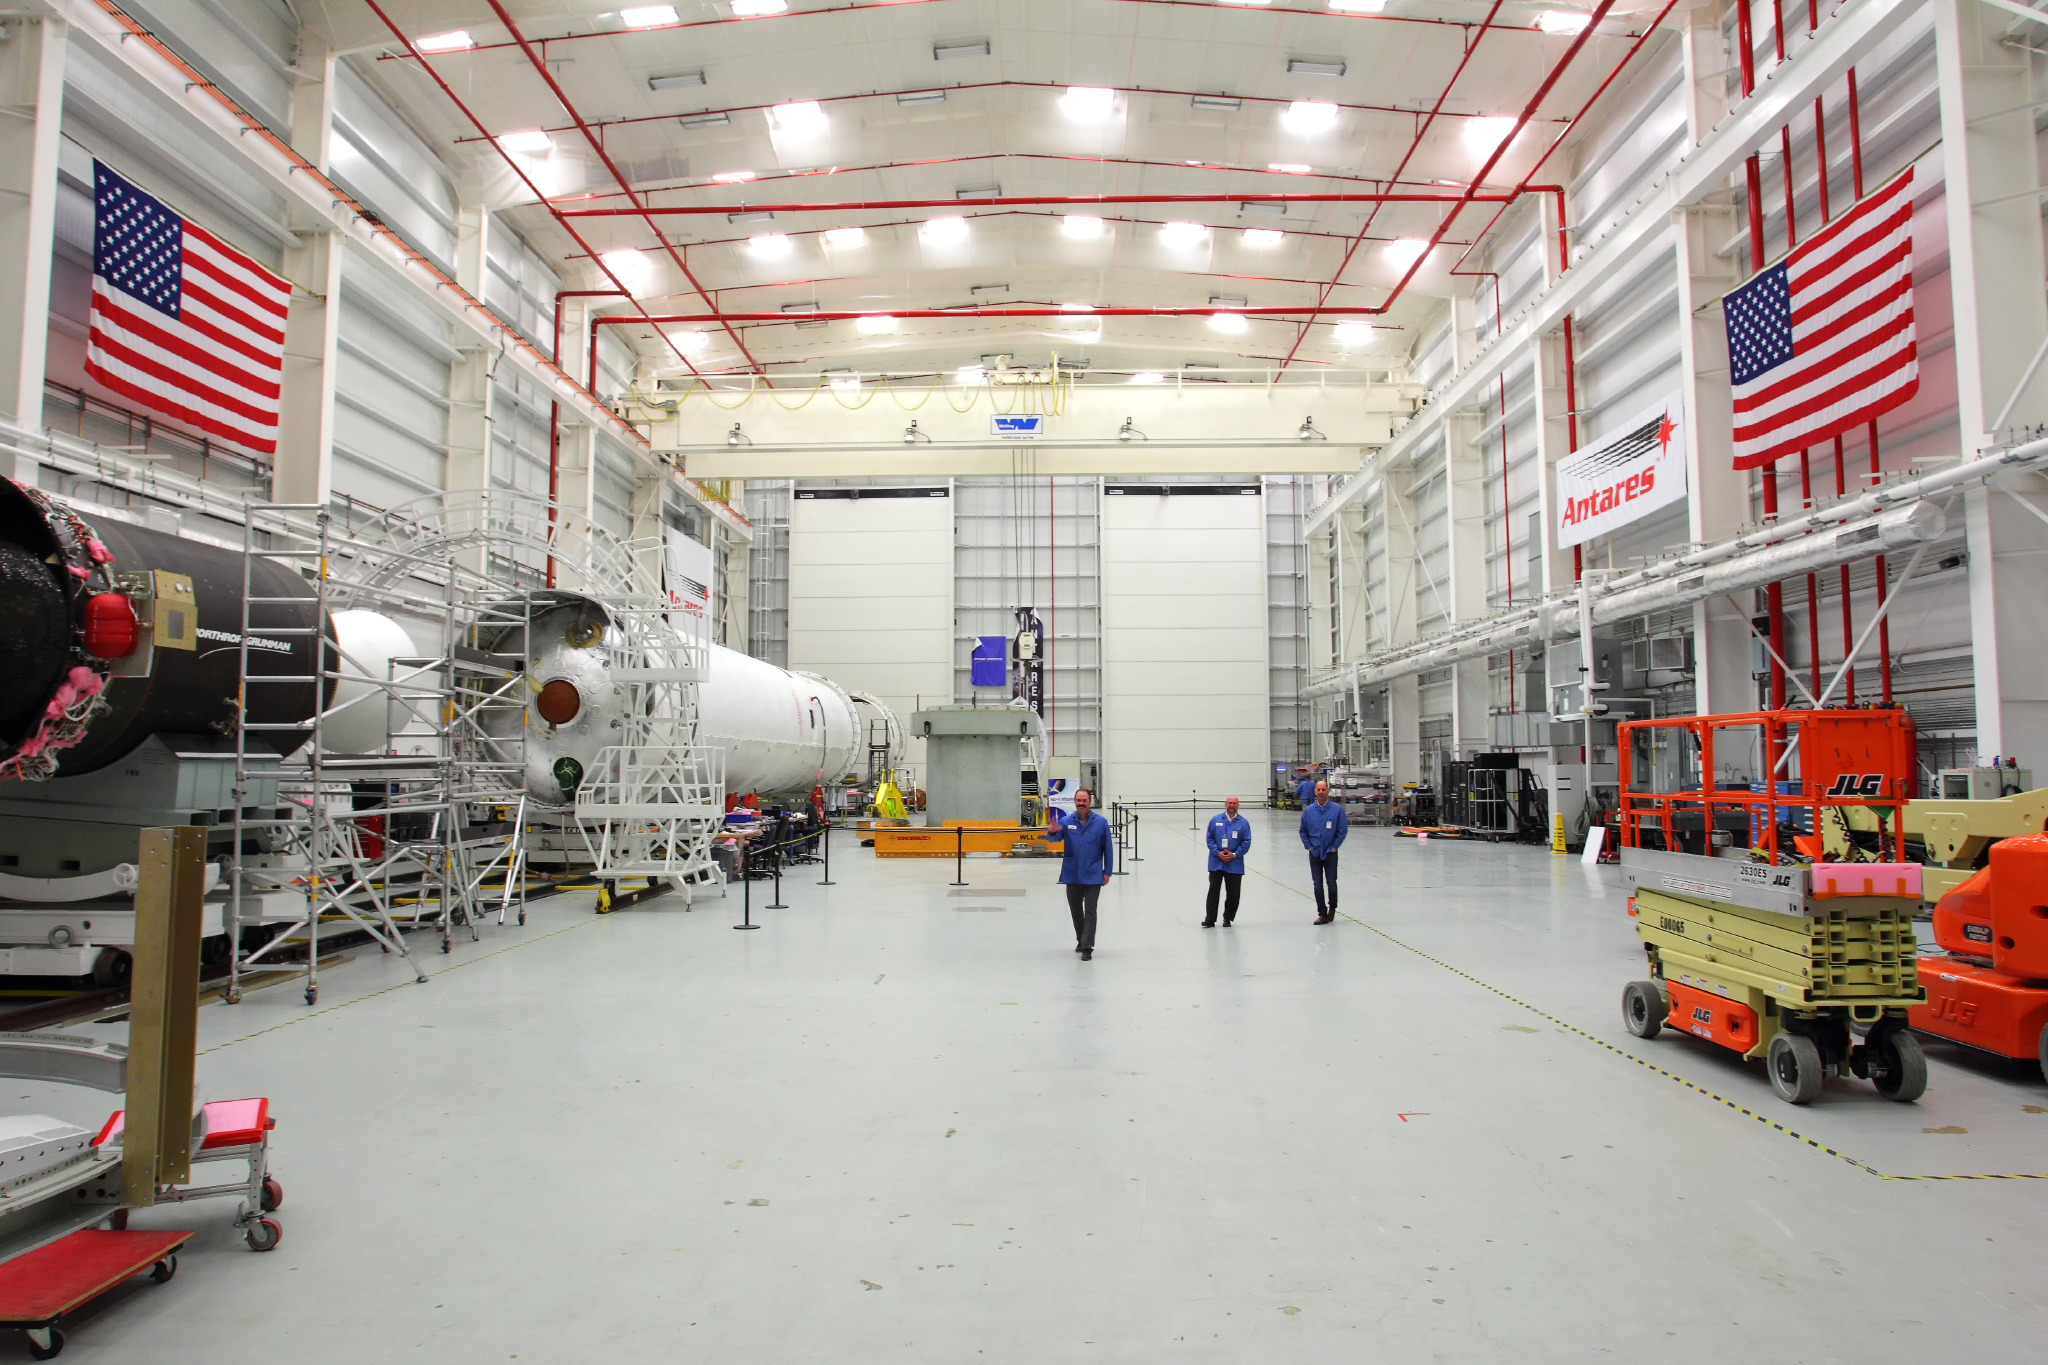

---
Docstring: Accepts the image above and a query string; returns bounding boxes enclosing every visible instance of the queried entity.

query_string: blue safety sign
[991,414,1045,439]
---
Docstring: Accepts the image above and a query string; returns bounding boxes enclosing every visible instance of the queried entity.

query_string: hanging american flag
[1724,166,1917,470]
[85,162,291,457]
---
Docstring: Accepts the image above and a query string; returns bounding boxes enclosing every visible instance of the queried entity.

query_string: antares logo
[1560,462,1660,528]
[1554,393,1687,548]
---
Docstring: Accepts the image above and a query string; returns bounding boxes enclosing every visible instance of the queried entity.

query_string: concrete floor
[14,808,2048,1362]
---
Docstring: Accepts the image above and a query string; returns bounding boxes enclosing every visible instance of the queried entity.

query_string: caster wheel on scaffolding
[150,1254,177,1284]
[261,1177,284,1212]
[27,1325,63,1359]
[245,1218,282,1253]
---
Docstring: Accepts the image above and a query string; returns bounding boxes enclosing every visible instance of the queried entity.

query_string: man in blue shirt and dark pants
[1046,787,1114,959]
[1300,779,1348,924]
[1203,795,1252,927]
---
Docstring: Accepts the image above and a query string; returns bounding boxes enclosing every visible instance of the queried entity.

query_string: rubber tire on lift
[245,1218,282,1253]
[27,1327,63,1360]
[1768,1032,1825,1105]
[1622,981,1666,1040]
[1867,1028,1929,1103]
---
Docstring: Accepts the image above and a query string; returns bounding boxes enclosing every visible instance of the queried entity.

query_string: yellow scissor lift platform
[1622,846,1928,1104]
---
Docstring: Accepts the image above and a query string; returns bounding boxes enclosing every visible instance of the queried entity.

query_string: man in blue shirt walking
[1203,795,1252,927]
[1293,773,1316,809]
[1299,779,1348,924]
[1046,787,1114,959]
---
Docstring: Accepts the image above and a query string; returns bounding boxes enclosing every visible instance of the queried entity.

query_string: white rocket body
[698,645,864,798]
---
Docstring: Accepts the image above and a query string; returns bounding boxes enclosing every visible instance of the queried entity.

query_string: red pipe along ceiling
[559,191,1540,219]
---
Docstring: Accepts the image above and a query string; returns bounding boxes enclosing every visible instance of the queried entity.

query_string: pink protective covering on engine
[1810,861,1922,899]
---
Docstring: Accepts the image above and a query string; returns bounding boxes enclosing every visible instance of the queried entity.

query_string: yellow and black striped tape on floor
[1167,823,2048,1184]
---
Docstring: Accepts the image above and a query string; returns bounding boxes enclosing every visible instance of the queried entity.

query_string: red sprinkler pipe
[559,190,1530,219]
[595,306,1404,324]
[479,0,766,375]
[361,0,710,382]
[1733,0,1786,711]
[1845,69,1892,704]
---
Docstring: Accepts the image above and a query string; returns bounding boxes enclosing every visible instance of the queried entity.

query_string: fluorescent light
[746,233,792,258]
[1384,238,1431,268]
[731,0,787,15]
[727,211,774,224]
[649,70,706,91]
[1333,322,1377,347]
[600,250,655,297]
[956,364,986,383]
[1281,100,1340,134]
[1208,312,1249,334]
[1220,0,1272,5]
[768,101,829,137]
[711,169,757,183]
[1267,163,1313,175]
[1464,115,1518,151]
[415,30,474,53]
[824,369,860,391]
[1242,228,1285,247]
[679,112,731,129]
[1159,221,1209,248]
[1329,0,1387,10]
[1240,200,1287,216]
[898,89,946,106]
[1130,371,1165,385]
[1062,214,1106,239]
[1061,302,1095,312]
[1537,9,1592,33]
[1191,94,1243,112]
[600,248,649,270]
[1060,86,1117,123]
[497,129,553,154]
[671,329,711,354]
[1209,293,1248,308]
[620,6,678,28]
[855,315,898,334]
[970,283,1010,297]
[1288,57,1348,77]
[920,215,970,245]
[956,183,1002,199]
[822,227,867,248]
[934,40,991,60]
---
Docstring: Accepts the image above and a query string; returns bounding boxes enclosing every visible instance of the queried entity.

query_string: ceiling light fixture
[620,6,678,28]
[671,330,711,355]
[1242,228,1285,247]
[1129,371,1165,385]
[648,70,706,91]
[1384,238,1431,268]
[1159,221,1209,248]
[728,211,773,226]
[956,364,986,384]
[1288,57,1348,77]
[1240,201,1287,216]
[711,169,757,183]
[497,129,553,153]
[1210,293,1248,308]
[903,419,930,444]
[933,40,991,60]
[730,0,788,16]
[956,183,1001,199]
[825,369,860,391]
[414,30,474,53]
[1333,322,1377,347]
[1191,94,1243,112]
[1060,86,1117,123]
[746,233,793,257]
[1208,312,1249,335]
[1062,215,1106,239]
[1267,163,1312,175]
[1536,9,1592,33]
[1463,115,1519,150]
[1328,0,1387,11]
[727,422,750,446]
[1118,417,1147,442]
[768,100,829,137]
[855,314,899,334]
[1219,0,1272,6]
[920,216,970,245]
[971,284,1010,297]
[679,111,731,129]
[898,89,947,106]
[822,227,867,248]
[1281,100,1340,134]
[1298,416,1327,441]
[1061,302,1096,312]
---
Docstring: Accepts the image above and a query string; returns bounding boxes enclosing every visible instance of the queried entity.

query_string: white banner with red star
[1554,393,1687,549]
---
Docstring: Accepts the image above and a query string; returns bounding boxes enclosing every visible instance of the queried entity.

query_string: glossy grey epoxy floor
[21,810,2048,1363]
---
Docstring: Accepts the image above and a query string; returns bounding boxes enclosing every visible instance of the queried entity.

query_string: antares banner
[1555,394,1687,549]
[662,526,715,626]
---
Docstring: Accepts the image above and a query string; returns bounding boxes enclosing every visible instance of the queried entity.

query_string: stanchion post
[735,839,760,929]
[950,822,969,887]
[818,819,835,885]
[767,828,789,909]
[1190,792,1197,829]
[1131,810,1143,863]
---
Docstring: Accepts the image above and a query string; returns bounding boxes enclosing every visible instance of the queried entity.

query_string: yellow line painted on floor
[1169,821,2048,1183]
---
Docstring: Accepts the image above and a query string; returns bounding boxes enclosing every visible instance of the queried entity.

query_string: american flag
[1724,167,1918,470]
[85,163,291,456]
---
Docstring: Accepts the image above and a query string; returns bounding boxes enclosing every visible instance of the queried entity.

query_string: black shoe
[1081,948,1092,960]
[1074,943,1084,952]
[1202,920,1216,928]
[1223,919,1234,927]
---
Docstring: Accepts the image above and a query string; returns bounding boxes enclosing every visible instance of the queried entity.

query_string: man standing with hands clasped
[1300,779,1348,924]
[1046,787,1114,960]
[1203,796,1251,927]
